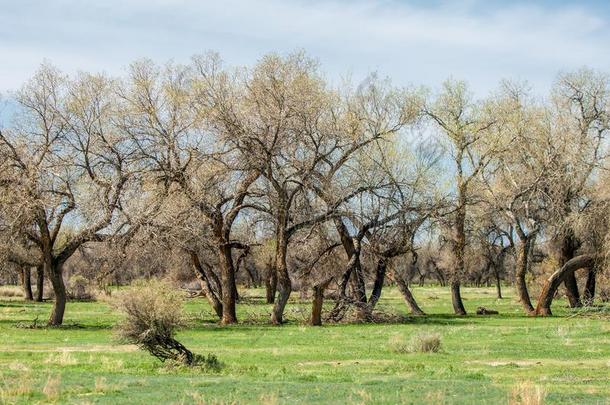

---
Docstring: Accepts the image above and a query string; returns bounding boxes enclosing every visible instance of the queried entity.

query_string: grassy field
[0,286,609,404]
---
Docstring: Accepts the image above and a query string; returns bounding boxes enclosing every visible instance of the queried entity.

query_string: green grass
[0,286,608,404]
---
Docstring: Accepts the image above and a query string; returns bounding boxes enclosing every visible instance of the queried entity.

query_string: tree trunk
[583,268,596,304]
[394,270,425,316]
[265,260,277,304]
[190,252,223,319]
[451,201,467,315]
[271,237,291,325]
[218,245,238,324]
[47,261,67,326]
[515,237,534,314]
[20,267,33,301]
[559,232,582,308]
[310,278,333,326]
[535,254,595,316]
[368,258,388,310]
[494,268,502,299]
[451,281,466,315]
[35,265,44,302]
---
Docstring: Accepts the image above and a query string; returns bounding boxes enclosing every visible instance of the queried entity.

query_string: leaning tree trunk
[394,271,425,316]
[47,261,67,326]
[535,254,595,316]
[190,252,223,319]
[20,267,33,301]
[35,265,44,302]
[218,245,238,324]
[271,237,291,325]
[368,258,388,311]
[583,268,596,304]
[515,237,534,314]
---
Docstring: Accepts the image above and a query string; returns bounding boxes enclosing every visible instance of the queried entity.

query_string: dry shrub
[113,279,195,365]
[409,332,442,353]
[509,381,545,405]
[388,332,442,353]
[67,274,95,300]
[0,285,22,298]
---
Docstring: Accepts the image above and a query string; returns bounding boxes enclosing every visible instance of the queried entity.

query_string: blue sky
[1,0,610,96]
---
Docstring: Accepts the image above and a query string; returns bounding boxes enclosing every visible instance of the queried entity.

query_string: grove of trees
[1,52,609,325]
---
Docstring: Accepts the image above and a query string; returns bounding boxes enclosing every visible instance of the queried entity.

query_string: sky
[1,0,610,97]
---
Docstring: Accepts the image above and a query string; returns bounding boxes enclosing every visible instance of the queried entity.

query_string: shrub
[389,332,442,353]
[409,332,442,353]
[67,274,95,300]
[113,280,195,365]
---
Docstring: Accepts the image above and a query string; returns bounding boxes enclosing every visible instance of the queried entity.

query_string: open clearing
[0,286,609,404]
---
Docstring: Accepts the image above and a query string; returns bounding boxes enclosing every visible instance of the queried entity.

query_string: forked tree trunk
[310,278,333,326]
[271,237,291,325]
[583,268,596,304]
[394,270,425,316]
[190,252,223,319]
[47,261,67,326]
[265,263,277,304]
[35,265,44,302]
[535,254,595,316]
[515,237,534,314]
[20,267,33,301]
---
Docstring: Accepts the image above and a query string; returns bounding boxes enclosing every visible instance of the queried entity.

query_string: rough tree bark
[534,254,595,316]
[47,260,67,326]
[451,196,467,315]
[271,230,291,325]
[559,231,582,308]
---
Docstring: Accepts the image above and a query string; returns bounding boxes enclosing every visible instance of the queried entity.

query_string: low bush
[389,332,442,353]
[113,280,197,365]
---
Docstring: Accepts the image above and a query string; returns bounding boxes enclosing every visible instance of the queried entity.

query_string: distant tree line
[1,52,609,325]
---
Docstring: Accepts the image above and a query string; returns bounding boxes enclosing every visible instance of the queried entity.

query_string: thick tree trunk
[450,281,466,315]
[515,237,534,314]
[271,237,291,325]
[35,265,44,302]
[190,252,223,319]
[583,268,596,304]
[310,278,333,326]
[265,261,277,304]
[47,261,67,326]
[535,254,595,316]
[559,232,582,308]
[20,267,33,301]
[394,271,425,316]
[218,245,238,324]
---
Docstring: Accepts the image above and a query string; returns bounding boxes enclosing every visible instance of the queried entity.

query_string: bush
[113,280,195,365]
[67,275,95,300]
[389,332,442,353]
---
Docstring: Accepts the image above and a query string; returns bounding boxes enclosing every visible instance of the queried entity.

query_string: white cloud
[0,0,608,95]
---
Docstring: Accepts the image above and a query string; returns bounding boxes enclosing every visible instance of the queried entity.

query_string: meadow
[0,286,608,404]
